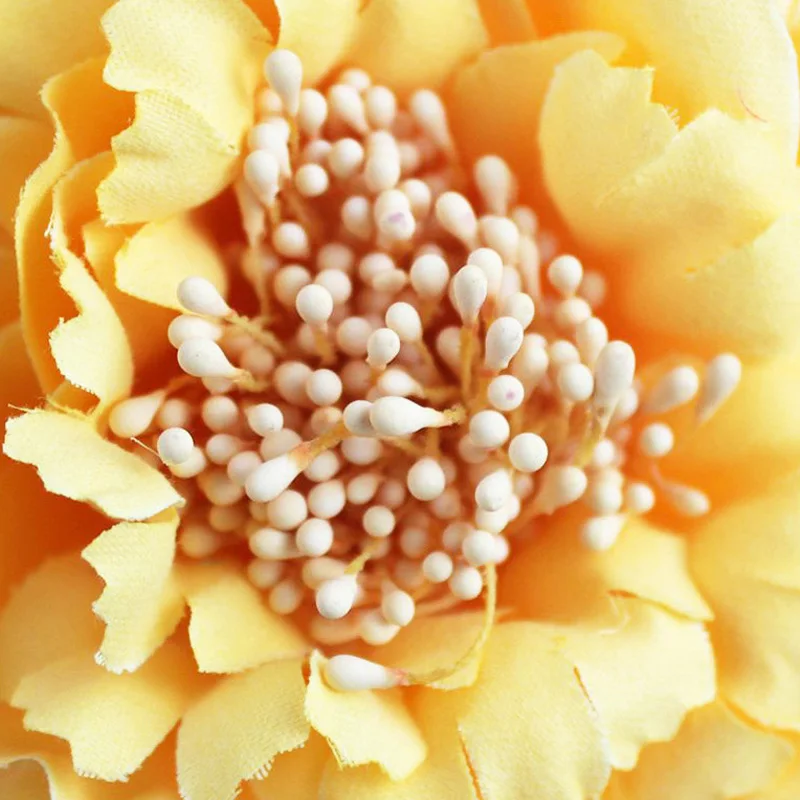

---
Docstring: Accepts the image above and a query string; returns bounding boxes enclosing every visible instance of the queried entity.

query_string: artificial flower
[2,1,800,799]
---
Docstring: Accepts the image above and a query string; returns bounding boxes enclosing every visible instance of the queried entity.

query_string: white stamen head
[696,353,742,424]
[178,339,241,379]
[406,457,446,501]
[177,277,231,318]
[451,264,488,324]
[323,655,404,692]
[264,49,303,115]
[642,366,700,414]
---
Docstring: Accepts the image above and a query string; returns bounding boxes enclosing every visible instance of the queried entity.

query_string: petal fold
[305,651,427,780]
[177,659,309,800]
[557,598,715,770]
[82,512,185,674]
[180,563,307,673]
[11,643,200,782]
[3,410,184,521]
[609,703,793,800]
[691,471,800,731]
[99,0,270,222]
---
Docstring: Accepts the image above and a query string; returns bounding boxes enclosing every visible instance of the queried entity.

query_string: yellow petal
[610,703,793,800]
[274,0,360,85]
[664,353,800,505]
[540,51,800,357]
[691,471,800,730]
[177,659,309,800]
[746,742,800,800]
[345,0,488,95]
[115,214,227,310]
[12,642,201,782]
[448,33,625,204]
[561,0,800,159]
[0,116,51,236]
[15,58,133,393]
[249,732,329,800]
[48,156,134,411]
[371,611,486,690]
[98,0,270,223]
[305,651,426,780]
[0,556,102,702]
[436,622,611,800]
[502,514,711,625]
[319,693,478,800]
[180,563,307,673]
[0,0,113,118]
[3,410,184,521]
[82,512,185,674]
[476,0,536,46]
[556,598,715,770]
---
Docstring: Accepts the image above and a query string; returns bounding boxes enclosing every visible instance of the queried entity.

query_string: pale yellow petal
[559,0,800,158]
[0,556,101,702]
[346,0,488,95]
[664,353,800,504]
[610,703,793,800]
[435,622,611,800]
[556,598,715,770]
[177,659,309,800]
[691,471,800,730]
[320,695,478,800]
[99,0,270,223]
[746,742,800,800]
[15,58,133,392]
[0,0,113,118]
[448,33,625,203]
[373,611,486,690]
[540,51,800,357]
[249,732,329,800]
[82,512,185,674]
[502,513,711,625]
[12,643,201,782]
[0,116,51,236]
[274,0,360,85]
[115,214,227,310]
[305,651,426,780]
[3,410,183,521]
[48,156,134,411]
[180,563,307,673]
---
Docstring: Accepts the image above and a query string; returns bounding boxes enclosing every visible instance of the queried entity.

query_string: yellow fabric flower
[1,1,800,798]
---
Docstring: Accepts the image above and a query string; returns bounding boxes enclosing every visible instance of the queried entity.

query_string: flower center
[107,51,741,691]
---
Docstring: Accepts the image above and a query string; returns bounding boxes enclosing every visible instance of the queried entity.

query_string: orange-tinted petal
[435,622,611,800]
[273,0,360,85]
[0,235,18,327]
[502,514,711,625]
[745,742,800,800]
[476,0,536,46]
[99,0,270,223]
[82,512,185,674]
[346,0,488,95]
[556,598,714,770]
[12,642,201,782]
[4,410,183,521]
[0,760,49,800]
[0,0,113,118]
[691,471,800,730]
[179,563,307,673]
[249,732,329,800]
[305,651,426,780]
[177,659,309,800]
[609,703,792,800]
[0,555,101,702]
[448,33,625,204]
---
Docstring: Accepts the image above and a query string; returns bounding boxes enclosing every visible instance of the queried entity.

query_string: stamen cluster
[107,51,741,690]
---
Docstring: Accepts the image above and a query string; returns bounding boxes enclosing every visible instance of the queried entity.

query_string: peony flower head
[3,1,800,799]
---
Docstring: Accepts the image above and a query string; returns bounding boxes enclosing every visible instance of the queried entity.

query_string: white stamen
[156,427,194,465]
[245,450,306,503]
[307,480,346,519]
[696,354,741,424]
[593,341,636,418]
[329,138,365,179]
[370,397,450,437]
[324,655,404,692]
[274,265,312,307]
[109,391,164,438]
[167,315,223,347]
[294,163,330,197]
[642,366,700,414]
[264,49,303,115]
[296,518,334,557]
[169,447,207,479]
[536,466,588,513]
[246,403,284,436]
[267,489,308,530]
[328,84,369,134]
[177,277,230,318]
[462,529,498,566]
[273,222,311,259]
[298,88,328,137]
[451,264,488,324]
[178,339,241,379]
[406,457,446,501]
[385,302,422,342]
[316,574,358,619]
[422,551,453,583]
[547,255,583,296]
[484,317,524,371]
[409,89,454,156]
[581,515,626,551]
[435,192,478,249]
[244,149,280,205]
[381,589,415,627]
[624,482,656,514]
[449,566,483,600]
[295,284,334,325]
[250,526,297,559]
[638,423,675,458]
[227,450,262,486]
[359,609,401,645]
[487,375,525,411]
[365,85,397,129]
[557,362,595,403]
[475,469,513,512]
[363,505,396,537]
[474,155,515,215]
[502,292,535,329]
[469,410,510,449]
[661,482,710,517]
